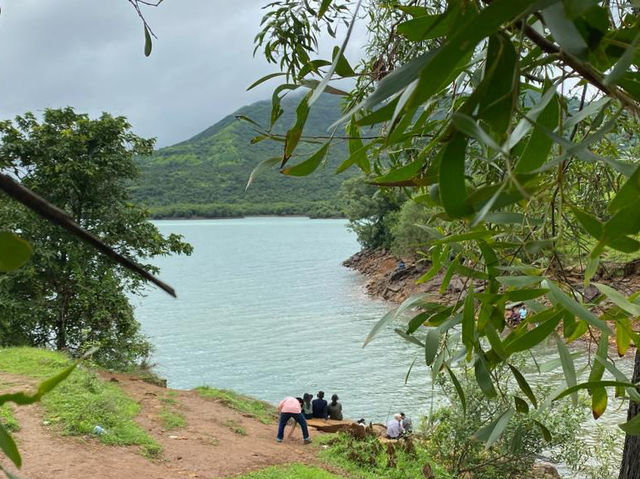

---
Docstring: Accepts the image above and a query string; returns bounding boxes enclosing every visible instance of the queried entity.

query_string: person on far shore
[400,412,412,433]
[312,391,328,420]
[276,396,311,444]
[328,394,343,420]
[302,393,313,419]
[386,413,404,439]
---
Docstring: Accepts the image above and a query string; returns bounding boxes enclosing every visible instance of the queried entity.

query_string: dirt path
[2,372,320,479]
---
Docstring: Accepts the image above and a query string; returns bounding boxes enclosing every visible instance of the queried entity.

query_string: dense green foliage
[253,0,640,476]
[338,177,403,249]
[317,433,453,479]
[424,362,604,479]
[0,108,192,368]
[0,348,161,457]
[131,94,353,218]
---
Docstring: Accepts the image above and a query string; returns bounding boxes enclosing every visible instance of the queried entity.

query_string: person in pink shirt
[276,396,311,444]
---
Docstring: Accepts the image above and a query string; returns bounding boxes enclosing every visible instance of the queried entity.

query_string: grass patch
[223,419,247,436]
[159,408,186,430]
[317,433,453,479]
[0,347,161,457]
[222,463,344,479]
[0,404,19,432]
[195,386,276,424]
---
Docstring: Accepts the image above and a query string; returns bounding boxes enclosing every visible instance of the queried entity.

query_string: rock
[532,462,562,478]
[422,463,434,479]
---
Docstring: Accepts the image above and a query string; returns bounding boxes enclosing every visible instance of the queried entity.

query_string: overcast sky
[0,0,365,147]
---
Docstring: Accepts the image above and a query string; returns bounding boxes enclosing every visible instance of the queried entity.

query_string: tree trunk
[619,349,640,479]
[55,295,68,351]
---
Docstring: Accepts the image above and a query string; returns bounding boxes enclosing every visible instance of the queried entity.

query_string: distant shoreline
[150,213,346,221]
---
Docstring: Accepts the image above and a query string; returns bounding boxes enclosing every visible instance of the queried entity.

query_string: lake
[132,217,435,423]
[132,216,632,454]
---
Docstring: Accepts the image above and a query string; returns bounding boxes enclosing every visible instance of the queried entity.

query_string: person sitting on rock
[312,391,328,420]
[328,394,343,420]
[400,412,412,433]
[276,396,311,444]
[386,413,404,439]
[301,393,313,419]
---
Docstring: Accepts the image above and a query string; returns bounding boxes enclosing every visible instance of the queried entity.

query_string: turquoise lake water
[132,217,436,422]
[132,215,632,457]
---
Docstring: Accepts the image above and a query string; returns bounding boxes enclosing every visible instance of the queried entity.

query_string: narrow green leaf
[509,364,538,408]
[496,275,543,287]
[584,256,599,287]
[516,92,559,172]
[514,396,529,413]
[283,94,311,162]
[593,283,640,316]
[394,328,425,348]
[0,232,31,272]
[452,113,505,153]
[364,310,395,347]
[616,317,633,356]
[404,357,418,385]
[542,3,588,58]
[620,411,640,434]
[439,134,472,218]
[309,0,362,105]
[433,230,492,245]
[477,34,518,139]
[553,380,633,401]
[504,309,563,354]
[609,166,640,214]
[425,328,441,366]
[318,0,332,19]
[144,25,152,57]
[36,362,78,397]
[281,142,330,176]
[604,30,640,87]
[592,387,608,420]
[246,72,286,91]
[462,288,475,357]
[556,335,578,405]
[246,157,280,190]
[408,0,543,110]
[486,409,515,447]
[475,356,497,398]
[543,280,611,333]
[445,365,466,414]
[0,423,20,468]
[534,420,552,442]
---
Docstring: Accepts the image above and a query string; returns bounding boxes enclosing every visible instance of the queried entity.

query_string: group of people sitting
[301,391,343,420]
[276,391,343,444]
[386,412,413,439]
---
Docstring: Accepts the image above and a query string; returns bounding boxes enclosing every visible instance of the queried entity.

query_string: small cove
[133,216,631,473]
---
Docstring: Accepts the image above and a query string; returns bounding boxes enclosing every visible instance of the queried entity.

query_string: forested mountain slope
[130,94,351,218]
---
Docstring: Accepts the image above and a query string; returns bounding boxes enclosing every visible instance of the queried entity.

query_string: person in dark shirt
[328,394,343,420]
[311,391,328,419]
[301,393,313,419]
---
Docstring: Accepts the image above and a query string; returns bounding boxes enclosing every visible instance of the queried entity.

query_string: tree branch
[0,173,176,297]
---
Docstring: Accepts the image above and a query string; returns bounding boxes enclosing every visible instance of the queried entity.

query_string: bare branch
[0,173,176,297]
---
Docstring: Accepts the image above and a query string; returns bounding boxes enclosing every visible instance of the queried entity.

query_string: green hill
[130,94,351,218]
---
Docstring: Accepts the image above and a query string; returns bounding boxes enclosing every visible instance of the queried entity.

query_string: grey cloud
[0,0,366,147]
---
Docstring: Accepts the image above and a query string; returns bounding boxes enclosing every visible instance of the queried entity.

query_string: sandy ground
[2,372,320,479]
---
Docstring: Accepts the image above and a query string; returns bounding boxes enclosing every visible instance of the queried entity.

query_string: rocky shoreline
[343,248,640,304]
[343,248,470,304]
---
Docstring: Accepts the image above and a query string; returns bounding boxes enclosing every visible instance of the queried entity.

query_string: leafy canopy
[0,108,192,367]
[252,0,640,446]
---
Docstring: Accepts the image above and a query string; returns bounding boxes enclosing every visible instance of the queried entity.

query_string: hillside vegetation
[130,94,351,218]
